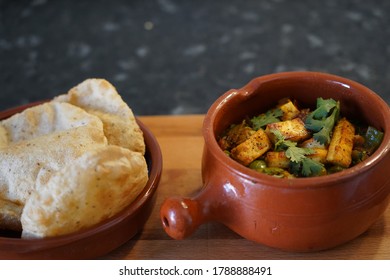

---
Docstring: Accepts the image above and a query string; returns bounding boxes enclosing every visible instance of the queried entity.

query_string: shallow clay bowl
[0,102,162,259]
[160,71,390,252]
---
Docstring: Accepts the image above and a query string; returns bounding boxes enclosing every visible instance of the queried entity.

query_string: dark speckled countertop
[1,0,389,115]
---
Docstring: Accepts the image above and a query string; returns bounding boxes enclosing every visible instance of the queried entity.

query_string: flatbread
[21,145,148,238]
[54,78,145,154]
[0,102,107,205]
[0,79,148,238]
[1,101,102,143]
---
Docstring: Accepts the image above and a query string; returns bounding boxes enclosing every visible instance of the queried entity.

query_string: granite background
[1,0,389,115]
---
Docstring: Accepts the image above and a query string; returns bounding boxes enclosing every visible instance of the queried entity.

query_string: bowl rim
[0,102,163,249]
[203,71,390,188]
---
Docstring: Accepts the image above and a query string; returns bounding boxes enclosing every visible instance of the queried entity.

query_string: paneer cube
[231,128,271,166]
[218,121,255,150]
[326,117,355,167]
[307,148,328,164]
[266,118,310,143]
[278,99,300,121]
[265,151,290,169]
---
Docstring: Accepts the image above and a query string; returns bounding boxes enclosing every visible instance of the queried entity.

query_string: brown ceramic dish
[160,71,390,252]
[0,102,162,259]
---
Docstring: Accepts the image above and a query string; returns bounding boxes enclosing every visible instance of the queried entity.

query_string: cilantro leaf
[305,98,340,145]
[271,129,313,157]
[272,129,289,151]
[312,98,338,119]
[291,158,325,177]
[311,110,338,144]
[251,108,283,130]
[270,129,325,177]
[285,146,314,163]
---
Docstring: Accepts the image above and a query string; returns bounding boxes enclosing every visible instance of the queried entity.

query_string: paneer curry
[218,98,384,178]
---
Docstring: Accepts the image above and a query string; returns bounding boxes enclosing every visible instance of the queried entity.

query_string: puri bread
[0,125,107,205]
[54,78,145,154]
[0,102,107,205]
[0,79,148,238]
[1,102,103,143]
[21,145,148,238]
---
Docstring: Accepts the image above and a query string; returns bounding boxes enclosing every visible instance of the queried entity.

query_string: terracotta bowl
[160,71,390,252]
[0,102,162,259]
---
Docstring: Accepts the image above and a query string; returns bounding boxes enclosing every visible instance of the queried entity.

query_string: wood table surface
[103,115,390,260]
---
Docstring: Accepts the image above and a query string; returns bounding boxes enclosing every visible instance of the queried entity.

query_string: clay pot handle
[160,196,208,240]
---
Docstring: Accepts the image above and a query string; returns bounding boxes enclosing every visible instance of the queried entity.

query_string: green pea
[249,160,267,170]
[261,167,291,178]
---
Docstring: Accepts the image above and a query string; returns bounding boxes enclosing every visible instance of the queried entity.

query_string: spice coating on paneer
[265,151,290,168]
[307,148,328,164]
[326,117,355,168]
[218,121,255,151]
[231,128,271,166]
[278,99,301,121]
[265,118,310,142]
